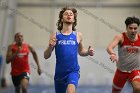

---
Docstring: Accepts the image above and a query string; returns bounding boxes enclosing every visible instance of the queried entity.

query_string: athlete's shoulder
[52,31,57,34]
[11,42,16,45]
[22,42,28,45]
[113,32,124,44]
[8,42,16,47]
[114,33,123,39]
[76,31,82,37]
[7,42,16,51]
[50,31,57,37]
[27,44,33,50]
[76,31,83,42]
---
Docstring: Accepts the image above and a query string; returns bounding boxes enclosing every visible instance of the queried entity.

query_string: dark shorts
[12,72,30,87]
[55,71,80,93]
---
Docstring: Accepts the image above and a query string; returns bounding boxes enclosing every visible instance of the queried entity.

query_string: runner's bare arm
[29,44,42,75]
[6,45,20,64]
[78,32,94,56]
[44,32,56,59]
[106,34,122,55]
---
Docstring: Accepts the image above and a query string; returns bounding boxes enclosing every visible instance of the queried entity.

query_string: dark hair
[56,7,77,31]
[125,16,140,27]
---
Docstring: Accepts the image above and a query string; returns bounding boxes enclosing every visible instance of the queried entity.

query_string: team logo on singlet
[58,40,76,45]
[18,53,28,58]
[126,47,138,53]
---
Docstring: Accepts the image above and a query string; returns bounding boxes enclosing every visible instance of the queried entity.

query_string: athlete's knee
[21,82,28,93]
[67,84,76,93]
[67,87,76,93]
[21,84,28,93]
[133,87,140,93]
[67,89,76,93]
[21,86,28,93]
[22,88,28,93]
[132,79,140,92]
[133,85,140,92]
[112,87,121,93]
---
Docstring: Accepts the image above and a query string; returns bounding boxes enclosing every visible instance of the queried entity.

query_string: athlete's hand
[88,46,94,56]
[17,46,22,51]
[49,37,57,48]
[13,45,22,55]
[37,67,42,75]
[110,53,118,63]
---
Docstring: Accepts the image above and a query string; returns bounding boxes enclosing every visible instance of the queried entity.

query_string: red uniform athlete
[107,16,140,93]
[6,32,42,93]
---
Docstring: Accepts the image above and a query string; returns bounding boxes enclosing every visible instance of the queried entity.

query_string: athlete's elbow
[6,59,10,64]
[44,56,49,59]
[106,47,113,55]
[78,51,82,56]
[79,53,82,56]
[106,47,109,52]
[44,53,51,59]
[79,52,86,56]
[106,48,110,55]
[106,45,110,52]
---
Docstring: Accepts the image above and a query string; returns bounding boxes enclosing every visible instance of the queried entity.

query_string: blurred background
[0,0,140,93]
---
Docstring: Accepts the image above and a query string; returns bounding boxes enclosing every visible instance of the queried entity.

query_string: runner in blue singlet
[44,7,94,93]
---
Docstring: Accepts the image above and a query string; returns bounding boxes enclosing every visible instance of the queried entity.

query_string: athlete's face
[62,10,75,24]
[127,23,139,39]
[15,33,24,45]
